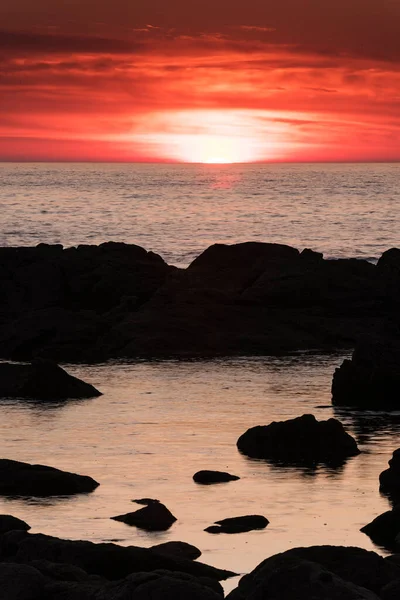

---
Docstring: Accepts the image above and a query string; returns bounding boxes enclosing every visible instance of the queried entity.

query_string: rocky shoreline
[2,240,400,597]
[1,240,399,362]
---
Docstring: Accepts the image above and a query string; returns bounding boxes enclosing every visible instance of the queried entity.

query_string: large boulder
[332,341,400,409]
[0,459,99,496]
[45,571,223,600]
[0,514,30,534]
[227,546,400,599]
[0,563,46,600]
[0,531,235,582]
[361,505,400,550]
[237,414,360,466]
[0,242,173,362]
[193,470,240,485]
[0,359,101,399]
[111,500,177,531]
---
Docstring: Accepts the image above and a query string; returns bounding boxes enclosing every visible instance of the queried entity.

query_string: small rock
[361,505,400,550]
[151,541,202,560]
[193,471,240,485]
[205,515,269,534]
[112,502,177,531]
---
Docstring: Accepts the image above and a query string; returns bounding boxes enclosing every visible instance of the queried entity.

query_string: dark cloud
[0,29,140,55]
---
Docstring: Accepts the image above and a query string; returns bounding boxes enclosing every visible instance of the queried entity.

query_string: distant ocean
[0,162,399,264]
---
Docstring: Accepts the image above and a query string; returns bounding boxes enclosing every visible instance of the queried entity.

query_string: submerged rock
[0,359,101,400]
[332,341,400,410]
[111,500,177,531]
[237,414,360,466]
[205,515,269,534]
[193,470,240,485]
[0,459,99,496]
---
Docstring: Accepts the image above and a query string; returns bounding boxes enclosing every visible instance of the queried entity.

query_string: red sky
[1,0,399,162]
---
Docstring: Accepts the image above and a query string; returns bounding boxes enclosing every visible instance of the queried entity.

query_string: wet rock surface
[0,459,99,496]
[237,414,360,466]
[0,359,101,400]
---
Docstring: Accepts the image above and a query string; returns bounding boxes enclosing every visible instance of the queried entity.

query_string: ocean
[1,162,399,265]
[0,162,399,591]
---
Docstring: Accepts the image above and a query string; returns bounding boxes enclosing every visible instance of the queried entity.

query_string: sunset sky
[1,0,399,162]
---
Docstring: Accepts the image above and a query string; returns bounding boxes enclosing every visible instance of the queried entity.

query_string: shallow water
[0,162,399,265]
[0,353,399,592]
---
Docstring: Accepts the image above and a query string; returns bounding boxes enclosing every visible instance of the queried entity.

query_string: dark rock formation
[151,541,201,560]
[332,341,400,409]
[227,546,400,599]
[0,514,31,534]
[361,505,400,550]
[0,241,388,362]
[205,515,269,534]
[0,459,99,496]
[380,449,400,502]
[0,563,46,600]
[237,414,360,466]
[112,500,177,531]
[0,242,173,362]
[193,470,240,485]
[226,553,380,600]
[0,531,235,582]
[0,359,101,399]
[46,570,223,599]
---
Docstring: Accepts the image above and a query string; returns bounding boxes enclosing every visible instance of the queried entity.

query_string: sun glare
[128,109,306,163]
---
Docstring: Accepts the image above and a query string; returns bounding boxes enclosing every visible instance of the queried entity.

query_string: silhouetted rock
[0,241,390,361]
[0,514,31,534]
[0,459,99,496]
[380,449,400,500]
[381,579,400,600]
[205,515,269,534]
[151,541,201,560]
[332,341,400,410]
[28,559,92,582]
[0,531,235,581]
[0,563,46,600]
[237,414,360,466]
[193,470,240,485]
[112,500,177,531]
[226,551,381,600]
[46,570,223,600]
[0,359,101,399]
[361,505,400,550]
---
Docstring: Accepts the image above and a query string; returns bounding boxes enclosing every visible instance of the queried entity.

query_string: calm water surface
[0,162,399,265]
[0,354,399,592]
